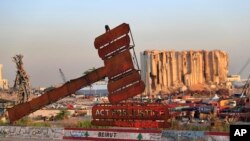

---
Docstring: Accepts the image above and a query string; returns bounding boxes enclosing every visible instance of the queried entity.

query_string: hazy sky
[0,0,250,87]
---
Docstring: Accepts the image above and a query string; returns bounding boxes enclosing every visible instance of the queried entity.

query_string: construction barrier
[64,128,161,140]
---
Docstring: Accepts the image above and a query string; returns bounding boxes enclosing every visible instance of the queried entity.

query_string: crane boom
[238,58,250,75]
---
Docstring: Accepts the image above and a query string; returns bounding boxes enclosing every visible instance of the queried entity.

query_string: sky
[0,0,250,87]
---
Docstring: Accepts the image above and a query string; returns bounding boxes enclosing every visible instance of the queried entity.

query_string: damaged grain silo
[140,50,229,95]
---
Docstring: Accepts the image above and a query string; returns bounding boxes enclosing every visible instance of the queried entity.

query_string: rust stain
[94,23,130,49]
[98,34,130,59]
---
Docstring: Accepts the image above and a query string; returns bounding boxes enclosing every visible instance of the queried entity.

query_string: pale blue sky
[0,0,250,87]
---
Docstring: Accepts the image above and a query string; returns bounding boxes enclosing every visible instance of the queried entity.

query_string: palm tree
[83,67,96,75]
[83,67,96,95]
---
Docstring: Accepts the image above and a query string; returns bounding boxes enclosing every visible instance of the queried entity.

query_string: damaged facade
[140,50,229,95]
[0,64,9,90]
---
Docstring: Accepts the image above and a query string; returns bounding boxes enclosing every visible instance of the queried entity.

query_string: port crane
[7,23,171,128]
[238,58,250,76]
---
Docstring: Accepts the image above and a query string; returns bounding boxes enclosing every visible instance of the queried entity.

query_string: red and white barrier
[63,128,161,140]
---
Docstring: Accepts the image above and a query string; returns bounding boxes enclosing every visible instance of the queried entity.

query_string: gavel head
[94,23,145,104]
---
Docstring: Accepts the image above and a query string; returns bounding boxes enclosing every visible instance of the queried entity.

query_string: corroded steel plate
[98,34,130,59]
[92,103,169,120]
[108,80,145,104]
[91,120,170,128]
[94,23,130,49]
[108,70,141,93]
[104,50,134,80]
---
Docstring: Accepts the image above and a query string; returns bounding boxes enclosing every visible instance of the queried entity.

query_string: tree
[83,67,96,95]
[54,109,70,120]
[83,67,96,76]
[84,131,89,137]
[137,133,143,140]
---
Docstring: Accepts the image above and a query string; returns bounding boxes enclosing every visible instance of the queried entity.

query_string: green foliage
[15,117,31,126]
[0,119,8,125]
[222,123,230,132]
[83,67,96,75]
[77,120,93,128]
[1,116,50,127]
[76,120,109,129]
[82,67,96,88]
[168,119,230,132]
[170,120,179,129]
[30,122,51,127]
[14,117,51,127]
[211,122,230,132]
[185,124,210,131]
[54,109,70,120]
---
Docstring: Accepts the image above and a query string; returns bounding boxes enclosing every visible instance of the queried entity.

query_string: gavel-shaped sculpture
[7,23,145,123]
[94,23,145,104]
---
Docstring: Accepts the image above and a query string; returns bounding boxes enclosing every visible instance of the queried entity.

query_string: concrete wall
[161,130,229,141]
[0,126,161,140]
[0,126,229,141]
[0,126,64,140]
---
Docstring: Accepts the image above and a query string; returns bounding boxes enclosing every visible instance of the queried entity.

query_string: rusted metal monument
[7,23,171,128]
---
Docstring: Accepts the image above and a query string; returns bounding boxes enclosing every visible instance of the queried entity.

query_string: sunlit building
[0,64,9,90]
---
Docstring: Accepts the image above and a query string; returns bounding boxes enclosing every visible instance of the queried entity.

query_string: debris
[13,54,31,104]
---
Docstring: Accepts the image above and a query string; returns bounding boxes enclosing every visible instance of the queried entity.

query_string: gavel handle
[8,67,107,123]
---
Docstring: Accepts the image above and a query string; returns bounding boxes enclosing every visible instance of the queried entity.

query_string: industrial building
[140,50,229,95]
[0,64,9,90]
